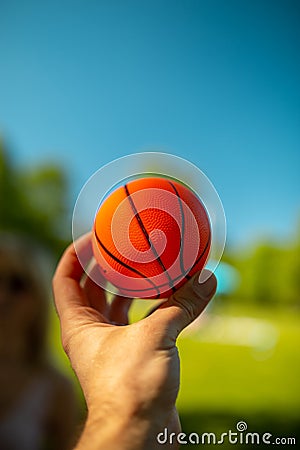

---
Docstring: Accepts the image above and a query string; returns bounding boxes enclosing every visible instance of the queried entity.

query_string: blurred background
[0,0,299,448]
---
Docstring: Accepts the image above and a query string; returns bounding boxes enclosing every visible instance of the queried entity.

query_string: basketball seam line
[93,227,160,296]
[124,184,176,292]
[109,229,212,293]
[185,227,211,279]
[107,271,192,293]
[168,181,186,277]
[94,230,211,296]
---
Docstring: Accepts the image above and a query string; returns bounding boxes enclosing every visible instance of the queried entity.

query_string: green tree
[0,139,70,258]
[229,233,300,308]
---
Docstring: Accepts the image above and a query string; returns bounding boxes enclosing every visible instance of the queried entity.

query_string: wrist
[75,412,152,450]
[75,401,167,450]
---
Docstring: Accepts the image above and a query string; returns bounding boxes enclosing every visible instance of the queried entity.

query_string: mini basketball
[92,177,211,299]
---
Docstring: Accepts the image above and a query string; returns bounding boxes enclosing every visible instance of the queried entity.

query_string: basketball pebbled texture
[92,177,211,299]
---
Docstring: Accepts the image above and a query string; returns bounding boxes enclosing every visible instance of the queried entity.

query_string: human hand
[52,234,217,450]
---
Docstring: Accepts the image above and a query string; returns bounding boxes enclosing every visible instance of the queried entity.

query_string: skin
[52,233,217,450]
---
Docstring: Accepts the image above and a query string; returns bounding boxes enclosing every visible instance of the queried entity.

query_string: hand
[52,233,217,450]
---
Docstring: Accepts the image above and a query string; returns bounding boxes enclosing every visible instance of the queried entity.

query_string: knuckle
[172,294,199,322]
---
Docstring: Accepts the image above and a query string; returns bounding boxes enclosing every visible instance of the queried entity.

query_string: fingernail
[193,270,217,299]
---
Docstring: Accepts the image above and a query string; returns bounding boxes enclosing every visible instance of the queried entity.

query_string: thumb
[148,270,217,341]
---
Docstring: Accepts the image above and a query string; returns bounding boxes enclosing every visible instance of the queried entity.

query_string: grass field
[176,304,300,448]
[49,300,300,448]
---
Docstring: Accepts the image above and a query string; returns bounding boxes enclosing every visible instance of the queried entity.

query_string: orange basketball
[92,177,211,299]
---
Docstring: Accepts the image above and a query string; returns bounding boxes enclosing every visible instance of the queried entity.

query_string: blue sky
[0,0,299,248]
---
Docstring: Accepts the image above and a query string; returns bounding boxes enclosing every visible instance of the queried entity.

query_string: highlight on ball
[72,152,226,299]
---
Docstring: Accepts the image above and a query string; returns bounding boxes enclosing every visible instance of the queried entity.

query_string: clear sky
[1,0,299,248]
